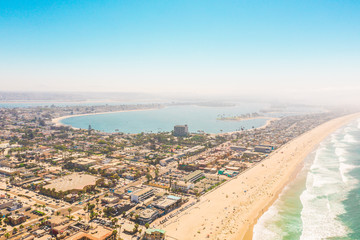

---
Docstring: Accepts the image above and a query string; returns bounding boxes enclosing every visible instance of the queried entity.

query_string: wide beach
[161,113,360,240]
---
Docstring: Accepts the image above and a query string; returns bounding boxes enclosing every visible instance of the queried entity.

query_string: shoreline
[161,112,360,240]
[51,108,159,128]
[238,113,360,239]
[237,113,360,240]
[240,114,360,239]
[241,153,308,240]
[217,116,269,121]
[52,108,276,134]
[222,117,279,136]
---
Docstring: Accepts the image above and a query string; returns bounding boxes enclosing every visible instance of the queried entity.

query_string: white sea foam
[335,147,347,157]
[344,126,352,133]
[299,128,356,239]
[339,162,358,183]
[300,175,349,239]
[344,133,357,143]
[330,133,338,144]
[253,204,283,240]
[255,121,359,239]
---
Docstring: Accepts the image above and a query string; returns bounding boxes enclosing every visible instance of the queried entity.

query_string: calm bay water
[0,101,323,134]
[0,101,133,108]
[60,105,269,134]
[253,118,360,240]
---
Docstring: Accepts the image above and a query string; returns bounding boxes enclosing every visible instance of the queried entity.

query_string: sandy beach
[161,113,360,240]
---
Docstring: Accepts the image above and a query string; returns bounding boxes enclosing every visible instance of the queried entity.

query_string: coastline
[217,116,270,121]
[52,108,276,134]
[241,155,307,240]
[241,113,360,240]
[220,117,278,136]
[51,108,159,128]
[161,112,360,240]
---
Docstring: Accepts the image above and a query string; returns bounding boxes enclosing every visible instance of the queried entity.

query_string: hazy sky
[1,0,359,102]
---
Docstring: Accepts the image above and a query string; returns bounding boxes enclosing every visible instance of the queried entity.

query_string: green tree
[67,208,72,218]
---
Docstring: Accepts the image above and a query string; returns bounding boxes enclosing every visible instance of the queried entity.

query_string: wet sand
[162,113,360,240]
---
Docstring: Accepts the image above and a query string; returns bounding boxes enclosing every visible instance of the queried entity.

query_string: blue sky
[0,0,359,101]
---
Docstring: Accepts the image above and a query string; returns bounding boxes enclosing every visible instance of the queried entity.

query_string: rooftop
[145,228,165,234]
[132,187,153,196]
[140,208,158,219]
[43,173,98,192]
[184,170,203,182]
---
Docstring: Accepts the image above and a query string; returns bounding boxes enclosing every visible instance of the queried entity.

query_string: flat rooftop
[72,158,97,165]
[43,173,98,192]
[133,187,153,196]
[184,170,203,182]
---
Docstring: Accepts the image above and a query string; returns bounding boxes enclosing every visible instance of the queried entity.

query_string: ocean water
[60,104,270,134]
[0,101,134,108]
[253,118,360,240]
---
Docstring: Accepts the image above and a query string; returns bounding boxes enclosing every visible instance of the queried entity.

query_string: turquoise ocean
[253,118,360,240]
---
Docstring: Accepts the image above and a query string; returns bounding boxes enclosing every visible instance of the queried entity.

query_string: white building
[130,187,154,203]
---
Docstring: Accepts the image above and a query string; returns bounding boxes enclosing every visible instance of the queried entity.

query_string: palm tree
[134,223,139,233]
[96,198,99,209]
[67,208,72,218]
[155,167,159,181]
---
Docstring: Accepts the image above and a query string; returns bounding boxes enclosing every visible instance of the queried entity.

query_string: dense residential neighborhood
[0,104,349,240]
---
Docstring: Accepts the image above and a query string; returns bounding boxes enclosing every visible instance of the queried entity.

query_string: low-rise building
[254,145,272,153]
[172,180,193,192]
[65,225,115,240]
[144,228,166,240]
[48,216,69,229]
[183,170,204,183]
[130,187,154,203]
[153,195,182,212]
[0,199,15,209]
[8,213,26,225]
[71,158,97,170]
[138,208,158,224]
[0,167,19,176]
[101,196,119,204]
[230,145,247,152]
